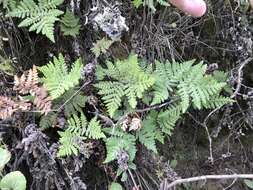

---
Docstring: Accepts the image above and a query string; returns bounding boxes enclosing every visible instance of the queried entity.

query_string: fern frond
[104,134,136,163]
[57,130,82,157]
[58,112,106,157]
[7,0,64,42]
[67,112,87,135]
[91,38,114,57]
[152,60,232,112]
[95,54,154,117]
[38,54,82,99]
[137,116,157,153]
[86,117,106,139]
[39,112,57,130]
[60,9,81,37]
[201,96,234,109]
[157,106,181,135]
[57,88,87,117]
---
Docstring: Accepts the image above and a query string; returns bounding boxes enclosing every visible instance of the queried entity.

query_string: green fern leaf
[104,133,136,163]
[202,96,234,109]
[95,54,154,117]
[60,9,81,37]
[158,106,181,135]
[57,88,87,117]
[7,0,64,42]
[67,112,87,135]
[91,38,114,57]
[39,112,57,130]
[132,0,143,8]
[38,54,83,99]
[86,117,106,139]
[137,116,157,153]
[57,130,83,157]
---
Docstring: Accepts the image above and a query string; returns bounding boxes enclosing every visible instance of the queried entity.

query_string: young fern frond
[86,117,106,139]
[58,130,82,157]
[104,134,136,163]
[95,54,154,117]
[157,105,182,135]
[91,38,114,57]
[38,54,82,99]
[152,60,230,112]
[60,9,81,37]
[136,117,157,153]
[58,112,105,157]
[7,0,64,42]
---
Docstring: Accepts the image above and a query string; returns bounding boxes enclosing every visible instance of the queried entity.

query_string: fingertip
[170,0,207,18]
[189,0,207,17]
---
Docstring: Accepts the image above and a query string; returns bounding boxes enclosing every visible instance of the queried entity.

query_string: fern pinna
[60,8,81,37]
[151,60,233,112]
[7,0,64,42]
[38,53,83,99]
[58,112,105,157]
[95,54,155,117]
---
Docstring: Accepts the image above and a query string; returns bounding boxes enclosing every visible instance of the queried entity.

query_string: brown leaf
[0,96,18,119]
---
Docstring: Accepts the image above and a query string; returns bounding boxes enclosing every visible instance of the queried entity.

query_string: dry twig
[161,174,253,190]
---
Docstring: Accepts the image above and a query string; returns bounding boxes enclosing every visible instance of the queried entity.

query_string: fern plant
[151,60,233,112]
[95,54,154,117]
[91,37,114,57]
[38,53,83,99]
[7,0,64,42]
[58,112,105,157]
[60,8,81,37]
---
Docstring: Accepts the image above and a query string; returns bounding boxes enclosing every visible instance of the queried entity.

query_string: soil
[1,0,253,190]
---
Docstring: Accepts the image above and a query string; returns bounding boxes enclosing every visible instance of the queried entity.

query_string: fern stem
[127,169,138,189]
[231,57,253,98]
[135,99,177,113]
[56,80,91,112]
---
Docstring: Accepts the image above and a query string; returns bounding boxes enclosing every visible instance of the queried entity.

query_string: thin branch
[231,58,253,98]
[135,100,175,113]
[162,174,253,190]
[56,80,91,112]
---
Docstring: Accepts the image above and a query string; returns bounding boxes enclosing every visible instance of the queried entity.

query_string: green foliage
[157,106,181,135]
[58,112,105,157]
[213,70,233,94]
[104,128,136,163]
[7,0,64,42]
[132,0,142,8]
[152,60,232,112]
[60,9,81,37]
[136,114,158,153]
[136,106,181,153]
[0,171,27,190]
[95,54,154,117]
[0,55,14,76]
[132,0,169,11]
[245,179,253,189]
[0,148,26,190]
[91,38,114,57]
[109,182,123,190]
[39,53,83,99]
[0,147,11,170]
[86,117,106,139]
[57,88,87,117]
[39,112,57,130]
